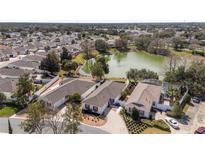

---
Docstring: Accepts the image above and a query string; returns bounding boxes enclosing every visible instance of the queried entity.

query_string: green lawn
[58,69,67,77]
[72,53,86,64]
[0,107,17,117]
[142,128,171,134]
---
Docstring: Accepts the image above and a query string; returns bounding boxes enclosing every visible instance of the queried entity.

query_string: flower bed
[121,111,148,134]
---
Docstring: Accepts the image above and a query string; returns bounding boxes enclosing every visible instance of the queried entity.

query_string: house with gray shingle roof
[39,79,96,108]
[0,78,17,98]
[82,80,126,115]
[0,68,33,79]
[8,60,40,70]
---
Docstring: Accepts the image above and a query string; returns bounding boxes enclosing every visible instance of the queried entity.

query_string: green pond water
[80,51,167,78]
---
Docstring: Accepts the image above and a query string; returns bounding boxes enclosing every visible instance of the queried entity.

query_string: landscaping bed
[121,110,171,134]
[82,114,107,126]
[121,111,148,134]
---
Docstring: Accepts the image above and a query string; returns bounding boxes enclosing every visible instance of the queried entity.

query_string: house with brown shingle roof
[125,82,162,118]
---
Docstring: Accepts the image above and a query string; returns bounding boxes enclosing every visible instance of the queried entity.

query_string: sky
[0,0,205,23]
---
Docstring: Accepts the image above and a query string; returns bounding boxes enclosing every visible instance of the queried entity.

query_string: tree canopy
[95,39,107,53]
[40,51,60,73]
[127,68,159,83]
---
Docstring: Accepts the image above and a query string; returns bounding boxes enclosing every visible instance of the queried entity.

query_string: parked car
[191,97,200,104]
[194,127,205,134]
[165,117,179,129]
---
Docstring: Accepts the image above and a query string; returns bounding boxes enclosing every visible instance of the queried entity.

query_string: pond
[79,51,167,78]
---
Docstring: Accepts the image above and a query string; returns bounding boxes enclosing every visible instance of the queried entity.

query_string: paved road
[0,117,109,134]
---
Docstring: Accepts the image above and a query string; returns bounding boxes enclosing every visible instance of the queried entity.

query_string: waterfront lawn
[0,107,17,117]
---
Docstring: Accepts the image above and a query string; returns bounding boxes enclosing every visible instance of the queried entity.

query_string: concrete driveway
[99,108,128,134]
[154,101,205,134]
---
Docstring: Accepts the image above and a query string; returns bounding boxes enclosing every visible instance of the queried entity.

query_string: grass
[58,69,67,77]
[0,107,17,117]
[72,53,86,64]
[105,77,127,82]
[142,128,171,134]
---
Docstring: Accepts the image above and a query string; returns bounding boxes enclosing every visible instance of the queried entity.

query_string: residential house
[0,68,33,79]
[39,79,96,108]
[0,78,17,98]
[82,81,126,115]
[22,54,45,63]
[125,82,162,118]
[8,60,40,71]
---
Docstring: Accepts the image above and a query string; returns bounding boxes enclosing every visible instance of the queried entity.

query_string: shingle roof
[0,68,32,77]
[82,81,126,107]
[43,79,95,105]
[9,60,40,69]
[22,54,45,62]
[0,78,17,93]
[126,82,161,113]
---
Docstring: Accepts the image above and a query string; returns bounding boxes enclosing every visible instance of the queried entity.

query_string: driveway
[99,108,128,134]
[156,101,205,134]
[172,101,205,134]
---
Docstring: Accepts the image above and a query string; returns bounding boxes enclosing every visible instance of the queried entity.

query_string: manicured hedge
[141,119,171,132]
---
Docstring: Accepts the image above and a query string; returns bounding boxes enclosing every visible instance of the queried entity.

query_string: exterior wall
[82,102,108,115]
[125,106,150,118]
[53,97,66,108]
[152,103,171,111]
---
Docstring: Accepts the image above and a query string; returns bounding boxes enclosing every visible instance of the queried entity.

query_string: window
[93,106,98,112]
[85,104,90,110]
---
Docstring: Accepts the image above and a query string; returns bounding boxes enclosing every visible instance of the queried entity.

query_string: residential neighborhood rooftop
[126,82,162,113]
[42,79,95,105]
[82,81,126,107]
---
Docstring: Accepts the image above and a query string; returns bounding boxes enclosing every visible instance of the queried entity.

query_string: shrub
[153,120,170,132]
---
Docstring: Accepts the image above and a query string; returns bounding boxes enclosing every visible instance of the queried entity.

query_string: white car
[165,117,179,129]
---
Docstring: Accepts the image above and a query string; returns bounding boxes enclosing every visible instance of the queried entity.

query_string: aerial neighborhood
[0,23,205,134]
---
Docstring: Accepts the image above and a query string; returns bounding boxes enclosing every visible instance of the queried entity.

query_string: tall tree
[46,109,65,134]
[95,39,107,53]
[15,74,33,107]
[91,62,105,81]
[21,101,46,134]
[81,39,93,60]
[96,56,109,74]
[62,60,78,75]
[40,51,60,73]
[135,35,152,51]
[63,102,82,134]
[171,102,183,118]
[60,47,72,62]
[0,92,6,104]
[115,39,128,51]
